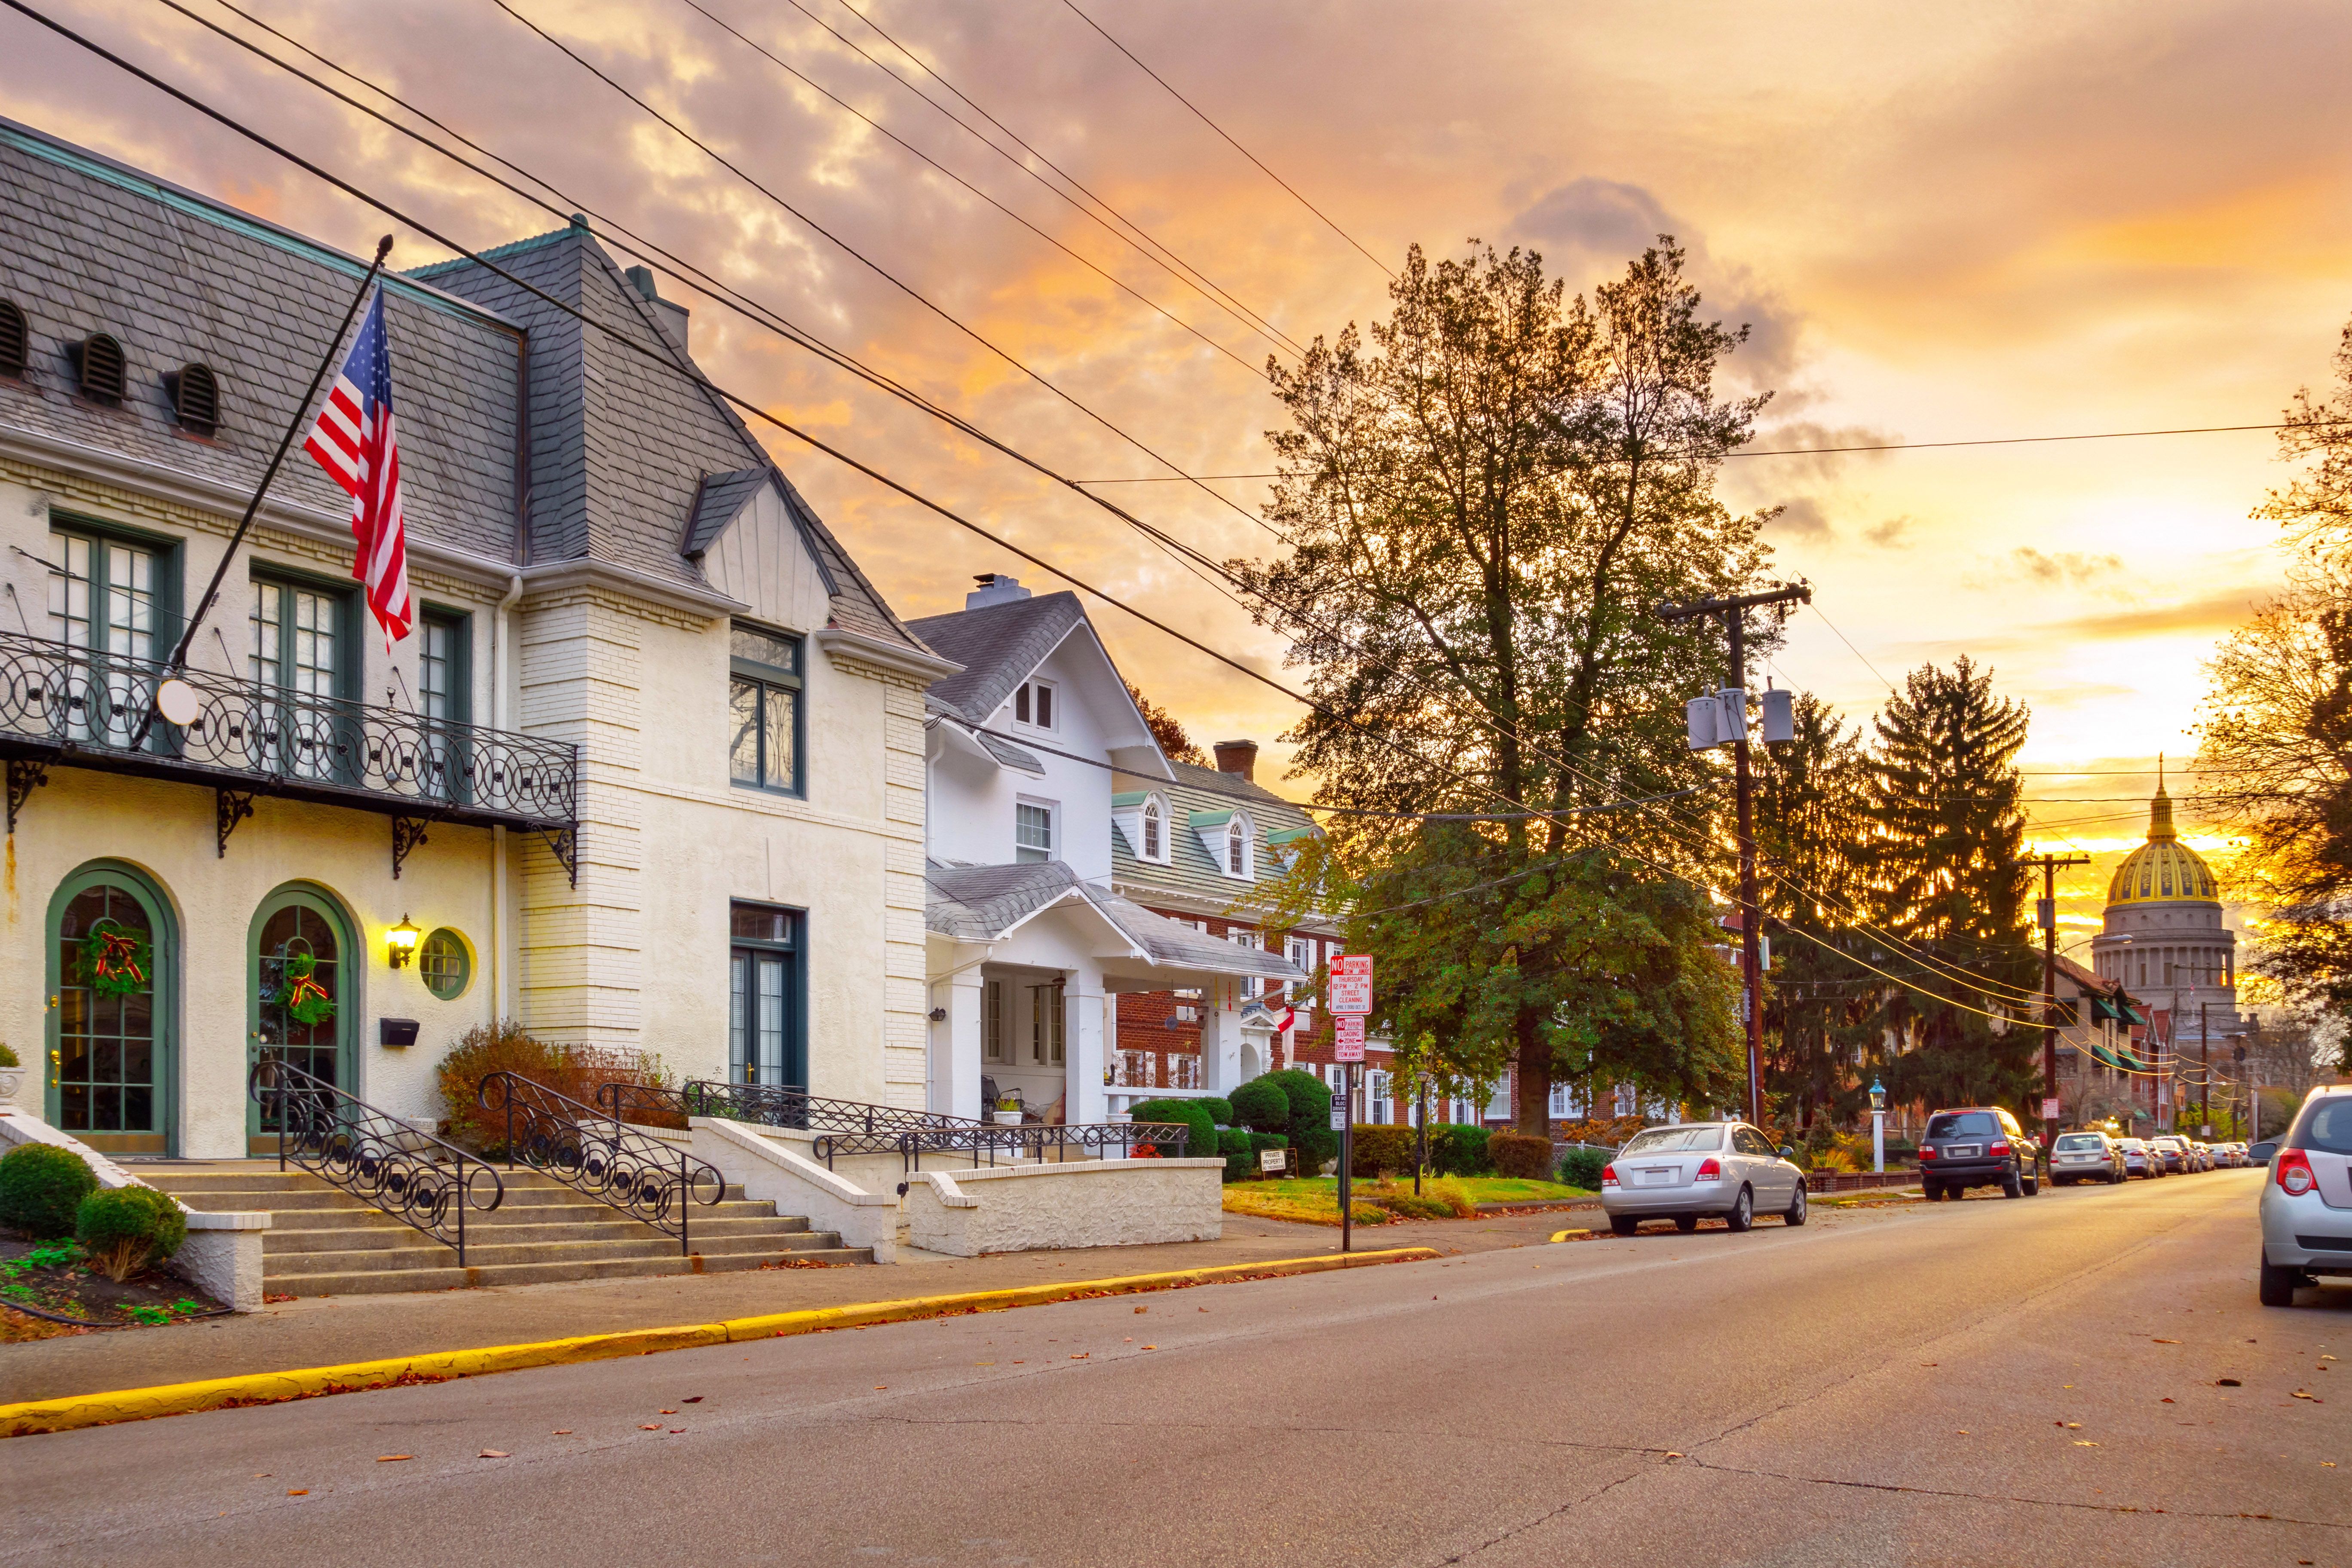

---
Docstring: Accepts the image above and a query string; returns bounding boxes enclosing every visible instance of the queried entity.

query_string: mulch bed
[0,1229,226,1337]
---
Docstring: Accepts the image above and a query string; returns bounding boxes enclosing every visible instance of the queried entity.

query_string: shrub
[1423,1174,1477,1217]
[1348,1124,1418,1177]
[0,1142,99,1238]
[1223,1137,1259,1182]
[0,1041,18,1067]
[1262,1069,1335,1174]
[1198,1096,1233,1128]
[1556,1146,1609,1190]
[1489,1129,1554,1181]
[437,1022,676,1148]
[1427,1123,1492,1177]
[1229,1078,1290,1133]
[75,1185,187,1281]
[1130,1098,1216,1160]
[1361,1181,1454,1220]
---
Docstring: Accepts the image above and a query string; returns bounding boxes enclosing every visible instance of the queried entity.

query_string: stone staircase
[141,1162,870,1297]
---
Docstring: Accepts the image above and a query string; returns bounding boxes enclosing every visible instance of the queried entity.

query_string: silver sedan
[1601,1121,1808,1235]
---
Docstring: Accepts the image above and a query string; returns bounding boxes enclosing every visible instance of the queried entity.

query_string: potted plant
[0,1041,20,1105]
[993,1095,1023,1127]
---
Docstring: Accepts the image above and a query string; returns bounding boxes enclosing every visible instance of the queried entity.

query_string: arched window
[1227,818,1247,876]
[1142,797,1162,860]
[49,864,178,1153]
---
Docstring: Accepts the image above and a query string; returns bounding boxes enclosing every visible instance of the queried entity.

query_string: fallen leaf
[552,1430,573,1435]
[874,1385,887,1390]
[1142,1344,1156,1350]
[639,1424,662,1431]
[2154,1338,2181,1345]
[253,1473,271,1478]
[1133,1306,1147,1314]
[2293,1391,2323,1402]
[2324,1461,2339,1468]
[2067,1423,2082,1429]
[659,1410,677,1415]
[2075,1441,2101,1447]
[973,1361,995,1366]
[1957,1430,1969,1436]
[1663,1451,1684,1460]
[376,1455,413,1463]
[669,1429,684,1434]
[1069,1353,1088,1360]
[2162,1397,2175,1404]
[682,1396,704,1403]
[478,1450,509,1459]
[2218,1379,2242,1387]
[287,1489,308,1497]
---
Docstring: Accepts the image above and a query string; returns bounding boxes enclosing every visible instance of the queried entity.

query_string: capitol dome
[2106,781,2218,905]
[2091,759,2239,1035]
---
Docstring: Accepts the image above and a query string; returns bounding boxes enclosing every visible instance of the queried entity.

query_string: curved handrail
[248,1058,503,1265]
[479,1071,725,1255]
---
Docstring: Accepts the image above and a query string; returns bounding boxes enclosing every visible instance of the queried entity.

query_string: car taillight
[1919,1146,1937,1160]
[1601,1163,1618,1187]
[1990,1142,2011,1158]
[2277,1148,2316,1196]
[1695,1158,1721,1182]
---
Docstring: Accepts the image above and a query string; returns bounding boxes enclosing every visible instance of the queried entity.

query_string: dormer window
[1227,818,1247,877]
[1014,679,1055,730]
[1142,796,1162,859]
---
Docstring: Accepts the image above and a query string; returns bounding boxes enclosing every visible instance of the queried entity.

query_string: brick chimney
[1213,739,1258,782]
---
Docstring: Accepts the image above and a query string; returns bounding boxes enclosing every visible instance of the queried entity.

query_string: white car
[1601,1121,1807,1235]
[2257,1086,2352,1306]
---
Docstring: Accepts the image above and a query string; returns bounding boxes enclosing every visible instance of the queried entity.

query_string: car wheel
[1922,1179,1941,1201]
[2259,1253,2303,1308]
[1725,1186,1755,1232]
[2002,1166,2024,1199]
[1785,1182,1808,1227]
[1609,1214,1639,1237]
[2024,1170,2040,1196]
[1674,1214,1699,1233]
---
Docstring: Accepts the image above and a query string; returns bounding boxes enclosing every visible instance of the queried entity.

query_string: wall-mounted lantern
[387,915,420,970]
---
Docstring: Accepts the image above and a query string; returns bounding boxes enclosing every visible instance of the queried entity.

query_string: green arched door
[248,885,359,1150]
[46,863,178,1156]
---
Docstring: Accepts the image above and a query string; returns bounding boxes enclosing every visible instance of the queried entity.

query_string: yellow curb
[1548,1228,1593,1243]
[0,1247,1437,1439]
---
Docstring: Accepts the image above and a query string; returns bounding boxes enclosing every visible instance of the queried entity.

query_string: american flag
[303,287,413,647]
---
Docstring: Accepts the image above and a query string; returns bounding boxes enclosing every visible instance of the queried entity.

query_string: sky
[4,0,2346,933]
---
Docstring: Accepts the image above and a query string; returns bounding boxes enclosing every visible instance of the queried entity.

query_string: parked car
[2248,1140,2277,1166]
[2186,1140,2211,1171]
[1917,1106,2041,1200]
[2149,1135,2192,1174]
[2049,1131,2126,1185]
[2257,1086,2352,1307]
[1600,1121,1807,1235]
[2116,1137,2161,1179]
[2214,1142,2243,1169]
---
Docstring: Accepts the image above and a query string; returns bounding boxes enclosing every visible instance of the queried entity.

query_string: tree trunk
[1513,1011,1551,1139]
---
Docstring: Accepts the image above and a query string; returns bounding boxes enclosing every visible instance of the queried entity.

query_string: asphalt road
[9,1169,2346,1567]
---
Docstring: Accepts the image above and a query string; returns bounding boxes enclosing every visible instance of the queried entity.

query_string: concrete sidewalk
[0,1209,1562,1405]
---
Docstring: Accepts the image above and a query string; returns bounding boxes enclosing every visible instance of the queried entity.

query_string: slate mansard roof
[0,121,929,658]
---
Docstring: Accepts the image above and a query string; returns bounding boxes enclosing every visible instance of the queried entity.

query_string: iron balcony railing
[0,628,577,831]
[479,1072,726,1255]
[248,1058,504,1265]
[598,1079,1193,1171]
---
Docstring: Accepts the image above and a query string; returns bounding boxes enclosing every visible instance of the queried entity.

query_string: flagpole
[131,236,392,748]
[167,234,394,672]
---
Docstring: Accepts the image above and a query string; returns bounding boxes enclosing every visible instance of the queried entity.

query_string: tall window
[729,623,803,796]
[420,609,470,802]
[1227,818,1248,876]
[50,527,164,742]
[983,979,1010,1065]
[728,902,802,1087]
[1030,981,1066,1066]
[1015,801,1054,863]
[252,576,351,781]
[54,879,163,1139]
[1141,797,1162,860]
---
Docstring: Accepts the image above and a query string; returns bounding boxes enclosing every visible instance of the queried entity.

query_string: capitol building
[2089,766,2243,1047]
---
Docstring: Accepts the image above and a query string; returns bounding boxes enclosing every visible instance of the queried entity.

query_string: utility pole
[1656,582,1812,1128]
[2019,852,2091,1164]
[2199,1001,2210,1137]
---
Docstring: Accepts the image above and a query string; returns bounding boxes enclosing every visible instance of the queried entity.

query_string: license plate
[1948,1145,1980,1158]
[1637,1167,1676,1187]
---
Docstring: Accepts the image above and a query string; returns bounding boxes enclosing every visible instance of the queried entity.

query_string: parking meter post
[1339,1064,1354,1254]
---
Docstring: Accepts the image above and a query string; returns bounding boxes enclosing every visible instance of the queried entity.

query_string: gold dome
[2107,767,2217,905]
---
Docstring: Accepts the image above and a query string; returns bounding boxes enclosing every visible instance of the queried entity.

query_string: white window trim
[1013,677,1060,733]
[1014,796,1058,863]
[1140,793,1167,863]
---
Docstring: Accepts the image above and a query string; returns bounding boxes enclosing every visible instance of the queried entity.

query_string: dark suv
[1918,1106,2041,1200]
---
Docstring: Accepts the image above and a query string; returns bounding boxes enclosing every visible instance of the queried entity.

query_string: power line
[1055,0,1393,280]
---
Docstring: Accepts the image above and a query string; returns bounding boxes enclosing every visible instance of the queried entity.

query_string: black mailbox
[379,1017,420,1047]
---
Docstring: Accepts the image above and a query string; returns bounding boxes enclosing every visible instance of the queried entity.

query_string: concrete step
[272,1246,873,1297]
[261,1219,841,1259]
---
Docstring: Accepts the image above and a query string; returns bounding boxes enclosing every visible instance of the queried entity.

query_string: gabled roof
[909,592,1087,724]
[925,860,1302,980]
[1113,758,1324,916]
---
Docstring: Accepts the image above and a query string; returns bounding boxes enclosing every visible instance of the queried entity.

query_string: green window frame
[46,516,182,750]
[729,901,805,1087]
[45,860,180,1154]
[728,622,804,797]
[420,927,471,1000]
[420,608,472,725]
[250,567,360,785]
[246,883,360,1150]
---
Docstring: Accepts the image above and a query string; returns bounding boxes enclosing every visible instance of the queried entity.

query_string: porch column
[933,971,985,1121]
[1066,974,1107,1125]
[1198,980,1244,1093]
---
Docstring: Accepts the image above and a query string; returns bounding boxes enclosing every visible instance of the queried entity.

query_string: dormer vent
[67,332,126,404]
[165,362,221,436]
[0,300,25,377]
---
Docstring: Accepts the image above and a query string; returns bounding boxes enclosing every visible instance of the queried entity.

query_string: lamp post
[1869,1078,1887,1175]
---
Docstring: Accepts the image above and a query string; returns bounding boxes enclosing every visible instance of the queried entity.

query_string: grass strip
[0,1246,1439,1439]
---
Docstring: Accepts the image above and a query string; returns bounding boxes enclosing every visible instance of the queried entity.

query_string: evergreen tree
[1863,658,2041,1112]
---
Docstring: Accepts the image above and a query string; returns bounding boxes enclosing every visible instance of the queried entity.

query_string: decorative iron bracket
[6,756,50,833]
[391,814,432,879]
[539,824,579,888]
[216,788,256,857]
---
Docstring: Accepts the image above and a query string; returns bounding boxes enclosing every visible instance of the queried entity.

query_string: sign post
[1331,956,1372,1254]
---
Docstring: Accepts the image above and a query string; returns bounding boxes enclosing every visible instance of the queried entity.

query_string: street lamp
[1869,1078,1887,1175]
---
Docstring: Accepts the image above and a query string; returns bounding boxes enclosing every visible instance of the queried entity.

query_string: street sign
[1329,1099,1347,1130]
[1333,1014,1366,1063]
[2041,1096,2062,1119]
[1330,954,1372,1015]
[1259,1146,1288,1174]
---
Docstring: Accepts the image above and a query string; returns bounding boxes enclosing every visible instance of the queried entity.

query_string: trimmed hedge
[1222,1129,1294,1182]
[1229,1078,1290,1134]
[76,1184,186,1281]
[1489,1129,1554,1181]
[1348,1123,1418,1177]
[1128,1097,1215,1159]
[1199,1096,1234,1128]
[1556,1146,1609,1190]
[0,1142,100,1238]
[1428,1124,1493,1177]
[1262,1069,1336,1175]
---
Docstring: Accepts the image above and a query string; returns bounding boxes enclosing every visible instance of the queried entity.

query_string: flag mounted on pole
[302,287,412,648]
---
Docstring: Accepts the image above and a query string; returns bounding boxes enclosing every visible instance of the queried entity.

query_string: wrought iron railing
[0,628,576,827]
[248,1058,503,1265]
[598,1079,1192,1171]
[478,1072,725,1255]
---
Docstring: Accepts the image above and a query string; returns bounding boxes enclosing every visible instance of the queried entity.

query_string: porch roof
[925,860,1304,980]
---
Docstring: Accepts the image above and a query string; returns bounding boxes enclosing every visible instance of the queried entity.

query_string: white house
[913,577,1299,1124]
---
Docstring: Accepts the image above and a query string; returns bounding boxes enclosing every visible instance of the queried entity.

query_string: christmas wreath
[274,951,336,1027]
[80,920,151,998]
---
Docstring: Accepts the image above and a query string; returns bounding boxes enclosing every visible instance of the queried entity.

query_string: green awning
[2122,1004,2150,1027]
[2089,996,2123,1023]
[2089,1042,2123,1070]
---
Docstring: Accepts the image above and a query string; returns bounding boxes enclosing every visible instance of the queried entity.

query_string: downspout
[490,570,523,1021]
